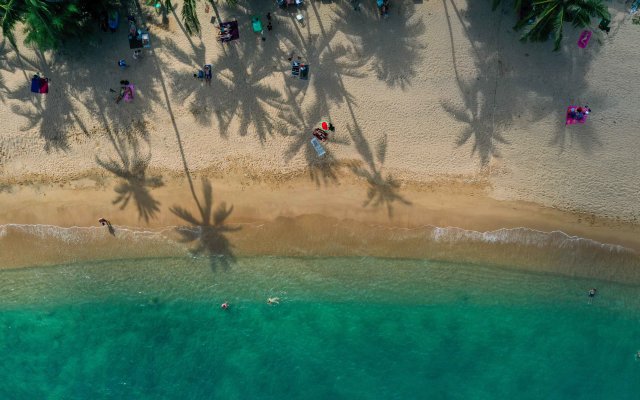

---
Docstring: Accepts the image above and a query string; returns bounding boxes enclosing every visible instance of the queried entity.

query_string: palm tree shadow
[279,96,351,186]
[170,178,240,273]
[95,130,163,222]
[441,93,510,167]
[549,121,603,154]
[347,124,411,217]
[331,1,426,89]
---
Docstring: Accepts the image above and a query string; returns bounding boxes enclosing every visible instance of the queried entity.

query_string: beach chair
[300,64,309,80]
[291,61,300,77]
[310,137,326,157]
[252,17,263,33]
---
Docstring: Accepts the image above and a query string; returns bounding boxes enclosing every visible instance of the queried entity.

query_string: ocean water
[1,256,639,399]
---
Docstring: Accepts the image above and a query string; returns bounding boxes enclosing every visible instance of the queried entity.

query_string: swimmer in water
[221,302,229,310]
[267,297,280,305]
[588,288,597,304]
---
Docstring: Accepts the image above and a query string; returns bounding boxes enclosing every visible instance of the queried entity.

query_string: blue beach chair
[310,137,326,157]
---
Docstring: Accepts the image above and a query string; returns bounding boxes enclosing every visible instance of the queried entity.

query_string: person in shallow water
[221,302,229,310]
[267,297,280,305]
[588,288,597,297]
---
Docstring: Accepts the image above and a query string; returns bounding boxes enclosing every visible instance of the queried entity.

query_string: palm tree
[1,0,119,50]
[513,0,610,51]
[165,0,236,36]
[0,0,23,48]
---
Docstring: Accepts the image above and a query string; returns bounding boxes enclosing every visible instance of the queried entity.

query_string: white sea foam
[430,226,633,254]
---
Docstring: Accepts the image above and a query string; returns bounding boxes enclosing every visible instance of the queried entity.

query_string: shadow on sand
[96,127,164,222]
[347,123,411,217]
[441,0,606,165]
[170,178,240,272]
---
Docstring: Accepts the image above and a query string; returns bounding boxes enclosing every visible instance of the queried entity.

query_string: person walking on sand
[99,218,115,236]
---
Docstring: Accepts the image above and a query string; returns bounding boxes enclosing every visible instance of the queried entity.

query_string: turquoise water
[1,256,639,399]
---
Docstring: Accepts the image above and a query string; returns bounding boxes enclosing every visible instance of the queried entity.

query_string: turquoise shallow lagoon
[1,256,639,399]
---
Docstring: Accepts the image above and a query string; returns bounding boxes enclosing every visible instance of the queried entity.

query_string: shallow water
[1,256,639,399]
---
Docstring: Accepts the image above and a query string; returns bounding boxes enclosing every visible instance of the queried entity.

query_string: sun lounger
[291,61,300,77]
[310,137,326,157]
[300,64,309,80]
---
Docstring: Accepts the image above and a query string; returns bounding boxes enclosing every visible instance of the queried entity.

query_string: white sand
[0,0,638,223]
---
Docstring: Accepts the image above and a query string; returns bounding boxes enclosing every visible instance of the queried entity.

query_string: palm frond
[181,0,200,36]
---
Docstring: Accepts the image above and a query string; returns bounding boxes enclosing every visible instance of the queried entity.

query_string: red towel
[39,78,49,94]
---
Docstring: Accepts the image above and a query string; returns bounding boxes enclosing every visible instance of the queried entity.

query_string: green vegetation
[179,0,237,36]
[0,0,120,50]
[493,0,611,50]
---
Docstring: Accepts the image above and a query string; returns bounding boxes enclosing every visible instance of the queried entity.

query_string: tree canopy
[0,0,120,50]
[493,0,610,50]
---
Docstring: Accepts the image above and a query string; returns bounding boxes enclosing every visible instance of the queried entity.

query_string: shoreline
[1,170,639,282]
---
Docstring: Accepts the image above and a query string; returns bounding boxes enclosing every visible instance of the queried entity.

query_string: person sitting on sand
[267,297,280,305]
[99,218,110,226]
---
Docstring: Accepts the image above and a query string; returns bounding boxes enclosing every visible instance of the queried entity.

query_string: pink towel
[577,30,592,49]
[123,84,135,102]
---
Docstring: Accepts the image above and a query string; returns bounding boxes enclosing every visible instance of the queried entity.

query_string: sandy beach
[1,1,639,274]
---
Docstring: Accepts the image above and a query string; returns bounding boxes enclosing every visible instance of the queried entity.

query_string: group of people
[312,122,335,142]
[568,105,591,121]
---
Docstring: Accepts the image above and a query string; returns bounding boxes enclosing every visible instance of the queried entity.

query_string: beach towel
[252,17,263,33]
[219,21,240,42]
[565,106,588,125]
[310,137,326,157]
[30,75,41,93]
[30,75,48,94]
[39,78,49,94]
[124,84,135,102]
[577,30,591,49]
